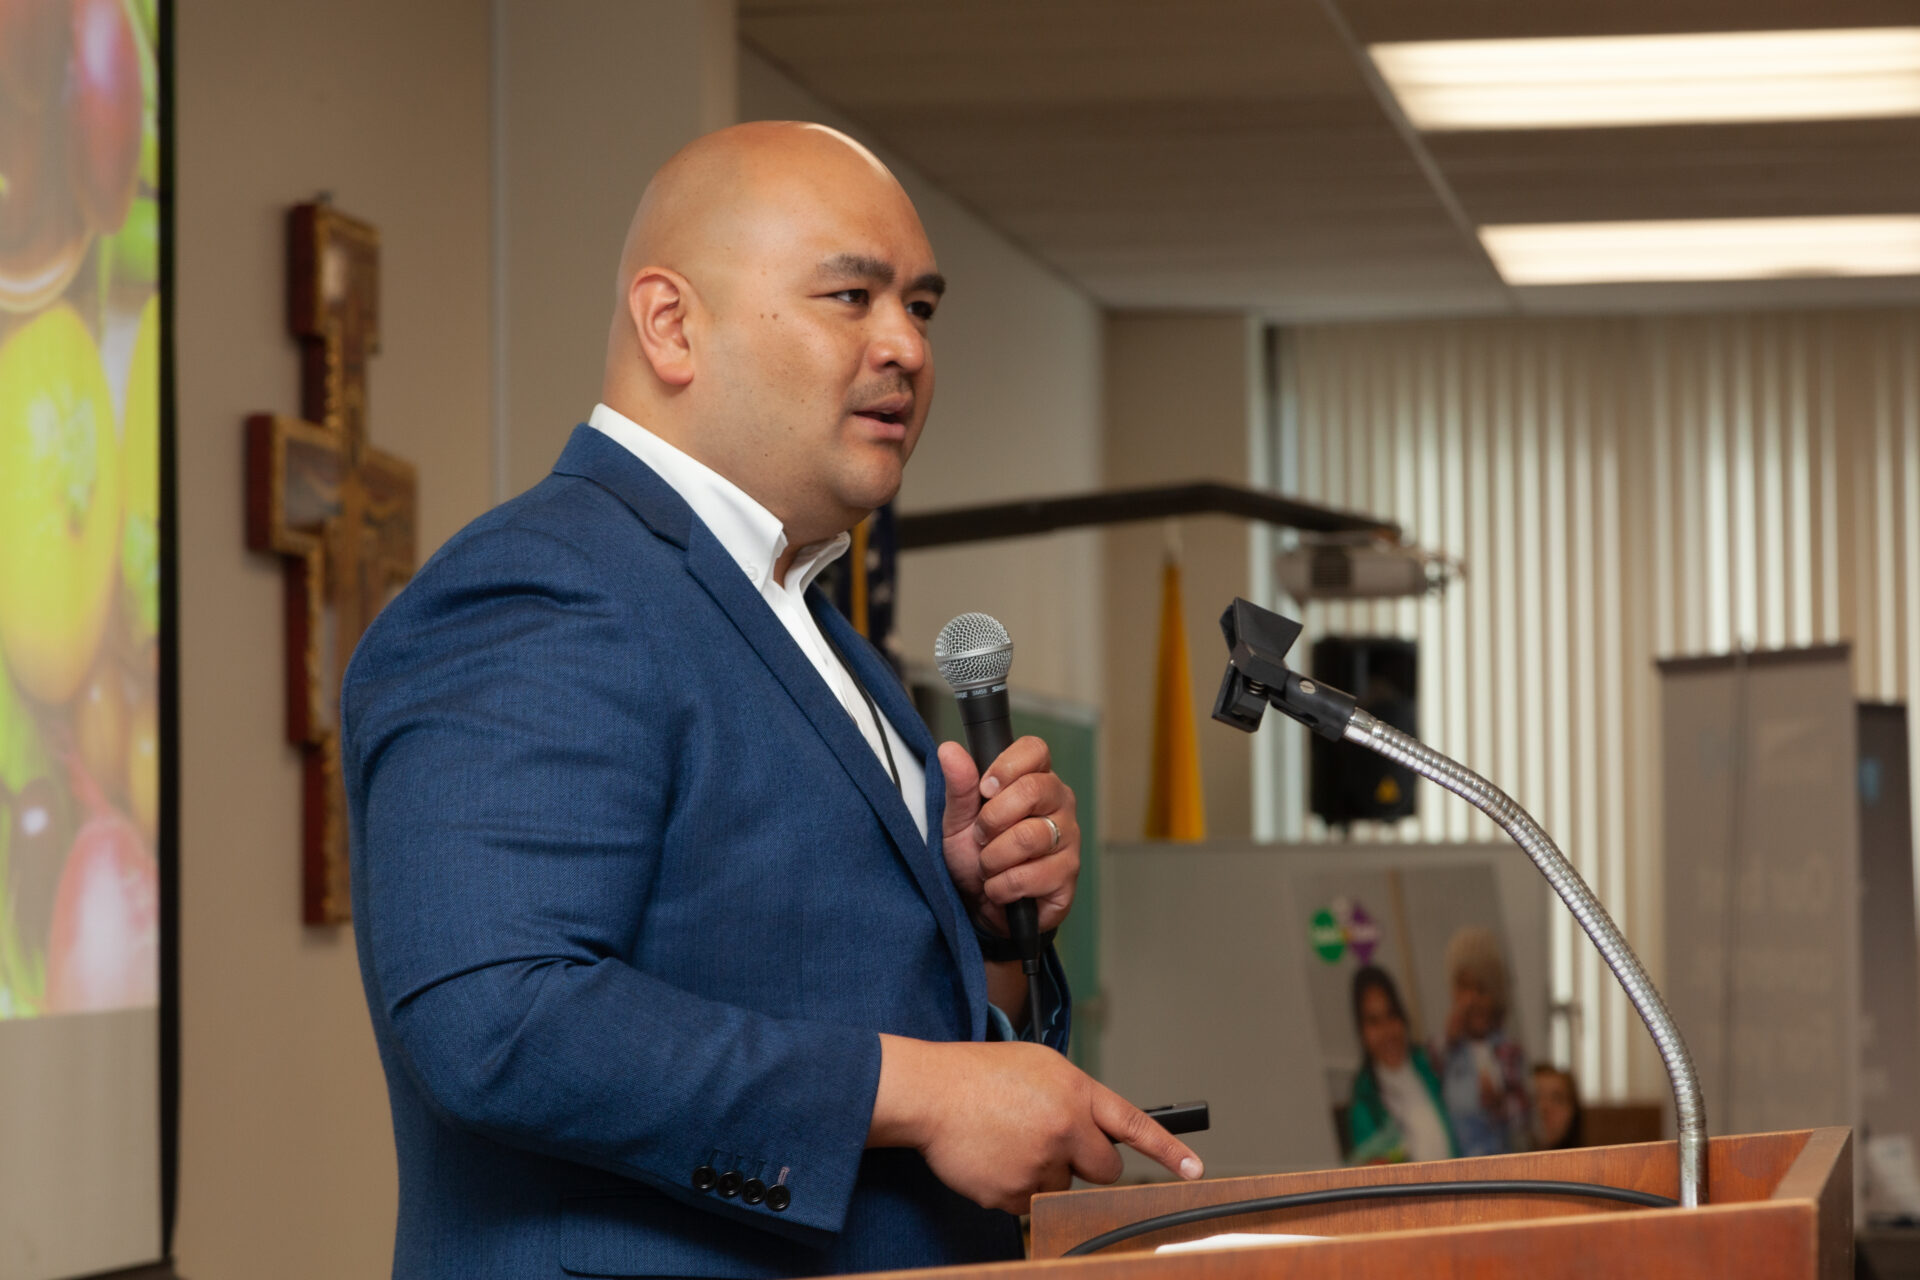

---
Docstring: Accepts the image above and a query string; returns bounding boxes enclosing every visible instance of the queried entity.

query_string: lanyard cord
[819,624,902,793]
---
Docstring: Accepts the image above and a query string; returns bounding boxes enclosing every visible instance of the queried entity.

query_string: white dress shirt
[1377,1058,1453,1163]
[588,403,929,841]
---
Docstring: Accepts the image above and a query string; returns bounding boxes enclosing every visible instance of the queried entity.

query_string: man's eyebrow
[817,253,947,297]
[818,253,893,284]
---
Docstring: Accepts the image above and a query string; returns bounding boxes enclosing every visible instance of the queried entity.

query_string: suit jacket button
[717,1170,744,1198]
[742,1178,766,1205]
[692,1165,718,1192]
[767,1185,791,1212]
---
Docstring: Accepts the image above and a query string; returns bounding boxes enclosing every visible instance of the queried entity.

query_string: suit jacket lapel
[681,525,921,851]
[554,426,983,1020]
[812,596,986,1025]
[812,597,946,851]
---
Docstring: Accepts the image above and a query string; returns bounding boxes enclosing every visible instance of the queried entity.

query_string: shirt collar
[587,403,849,593]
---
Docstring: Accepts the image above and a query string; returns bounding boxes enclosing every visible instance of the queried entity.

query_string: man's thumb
[937,742,981,829]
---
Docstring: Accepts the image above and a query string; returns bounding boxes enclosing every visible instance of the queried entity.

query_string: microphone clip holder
[1212,597,1355,741]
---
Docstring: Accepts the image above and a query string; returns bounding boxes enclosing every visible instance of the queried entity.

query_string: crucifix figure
[247,201,417,924]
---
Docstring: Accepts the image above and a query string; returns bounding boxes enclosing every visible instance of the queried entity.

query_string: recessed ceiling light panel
[1371,28,1920,130]
[1479,216,1920,285]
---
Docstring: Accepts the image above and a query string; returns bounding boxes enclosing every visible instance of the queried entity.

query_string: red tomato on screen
[45,812,158,1012]
[67,0,142,232]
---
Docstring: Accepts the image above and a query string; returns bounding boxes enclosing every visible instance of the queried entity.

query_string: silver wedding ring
[1040,814,1062,851]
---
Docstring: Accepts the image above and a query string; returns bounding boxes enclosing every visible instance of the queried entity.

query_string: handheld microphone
[934,613,1044,992]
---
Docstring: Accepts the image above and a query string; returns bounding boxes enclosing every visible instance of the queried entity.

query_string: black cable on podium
[1062,1179,1679,1255]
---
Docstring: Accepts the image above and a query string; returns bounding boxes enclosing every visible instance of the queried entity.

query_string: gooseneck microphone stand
[1212,598,1706,1210]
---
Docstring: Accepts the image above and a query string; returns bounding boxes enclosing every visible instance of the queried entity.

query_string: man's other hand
[938,738,1079,935]
[870,1035,1204,1214]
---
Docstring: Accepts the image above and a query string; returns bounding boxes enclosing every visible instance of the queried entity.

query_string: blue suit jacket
[343,426,1065,1279]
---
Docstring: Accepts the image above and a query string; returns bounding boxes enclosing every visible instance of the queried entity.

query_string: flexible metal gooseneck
[1211,599,1705,1207]
[1342,707,1706,1207]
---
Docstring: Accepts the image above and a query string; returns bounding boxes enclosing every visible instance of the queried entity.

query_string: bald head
[615,122,901,297]
[602,121,943,557]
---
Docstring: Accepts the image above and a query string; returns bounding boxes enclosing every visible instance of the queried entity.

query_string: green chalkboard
[915,683,1102,1077]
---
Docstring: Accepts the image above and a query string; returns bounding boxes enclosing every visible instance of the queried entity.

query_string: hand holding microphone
[862,613,1199,1213]
[934,614,1080,1026]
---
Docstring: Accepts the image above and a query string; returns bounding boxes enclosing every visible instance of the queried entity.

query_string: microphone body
[935,615,1043,976]
[954,682,1014,775]
[954,682,1041,965]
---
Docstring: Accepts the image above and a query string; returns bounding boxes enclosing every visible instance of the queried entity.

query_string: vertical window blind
[1269,309,1920,1100]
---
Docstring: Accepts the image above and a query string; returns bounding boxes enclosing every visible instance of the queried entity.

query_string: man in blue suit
[342,122,1201,1279]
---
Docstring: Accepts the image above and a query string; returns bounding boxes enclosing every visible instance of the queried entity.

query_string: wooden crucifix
[246,201,417,924]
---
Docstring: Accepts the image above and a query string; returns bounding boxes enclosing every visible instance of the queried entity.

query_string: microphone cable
[1061,1178,1679,1255]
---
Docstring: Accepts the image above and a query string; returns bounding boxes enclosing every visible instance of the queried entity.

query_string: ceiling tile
[1433,118,1920,224]
[742,0,1920,317]
[1339,0,1919,42]
[743,0,1357,105]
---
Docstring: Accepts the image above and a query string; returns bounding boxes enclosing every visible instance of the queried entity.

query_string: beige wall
[174,0,740,1273]
[1101,313,1264,844]
[739,50,1108,709]
[172,1,494,1275]
[499,0,737,497]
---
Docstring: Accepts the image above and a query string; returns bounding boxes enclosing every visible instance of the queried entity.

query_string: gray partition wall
[1659,647,1861,1142]
[1858,705,1920,1153]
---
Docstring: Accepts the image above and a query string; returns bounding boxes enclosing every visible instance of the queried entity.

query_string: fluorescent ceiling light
[1371,28,1920,129]
[1479,216,1920,285]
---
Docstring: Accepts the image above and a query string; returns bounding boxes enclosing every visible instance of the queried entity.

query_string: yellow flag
[1144,555,1206,840]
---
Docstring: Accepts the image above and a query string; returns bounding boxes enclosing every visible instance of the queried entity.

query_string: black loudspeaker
[1309,636,1418,826]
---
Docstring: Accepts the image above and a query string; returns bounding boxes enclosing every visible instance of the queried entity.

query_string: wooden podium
[1018,1129,1852,1278]
[852,1129,1851,1280]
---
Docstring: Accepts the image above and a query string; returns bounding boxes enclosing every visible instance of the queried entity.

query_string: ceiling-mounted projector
[1275,535,1461,601]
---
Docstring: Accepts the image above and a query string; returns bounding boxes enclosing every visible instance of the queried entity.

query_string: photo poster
[0,0,169,1276]
[1296,864,1520,1157]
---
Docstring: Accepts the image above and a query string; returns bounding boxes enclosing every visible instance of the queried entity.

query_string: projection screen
[0,0,173,1276]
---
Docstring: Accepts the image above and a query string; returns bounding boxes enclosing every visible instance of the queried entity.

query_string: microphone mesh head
[934,612,1013,691]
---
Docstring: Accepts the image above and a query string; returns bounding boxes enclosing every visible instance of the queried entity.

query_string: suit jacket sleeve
[343,524,880,1246]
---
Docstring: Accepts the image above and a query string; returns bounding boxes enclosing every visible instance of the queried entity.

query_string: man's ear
[628,267,696,387]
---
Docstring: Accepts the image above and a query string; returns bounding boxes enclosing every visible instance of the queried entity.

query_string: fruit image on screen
[0,0,161,1019]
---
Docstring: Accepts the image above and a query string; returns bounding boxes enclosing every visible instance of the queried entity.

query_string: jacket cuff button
[742,1178,767,1205]
[766,1185,791,1212]
[717,1170,744,1198]
[691,1165,718,1193]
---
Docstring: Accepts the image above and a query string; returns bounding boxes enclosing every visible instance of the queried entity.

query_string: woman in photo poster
[1344,965,1458,1165]
[1437,926,1534,1156]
